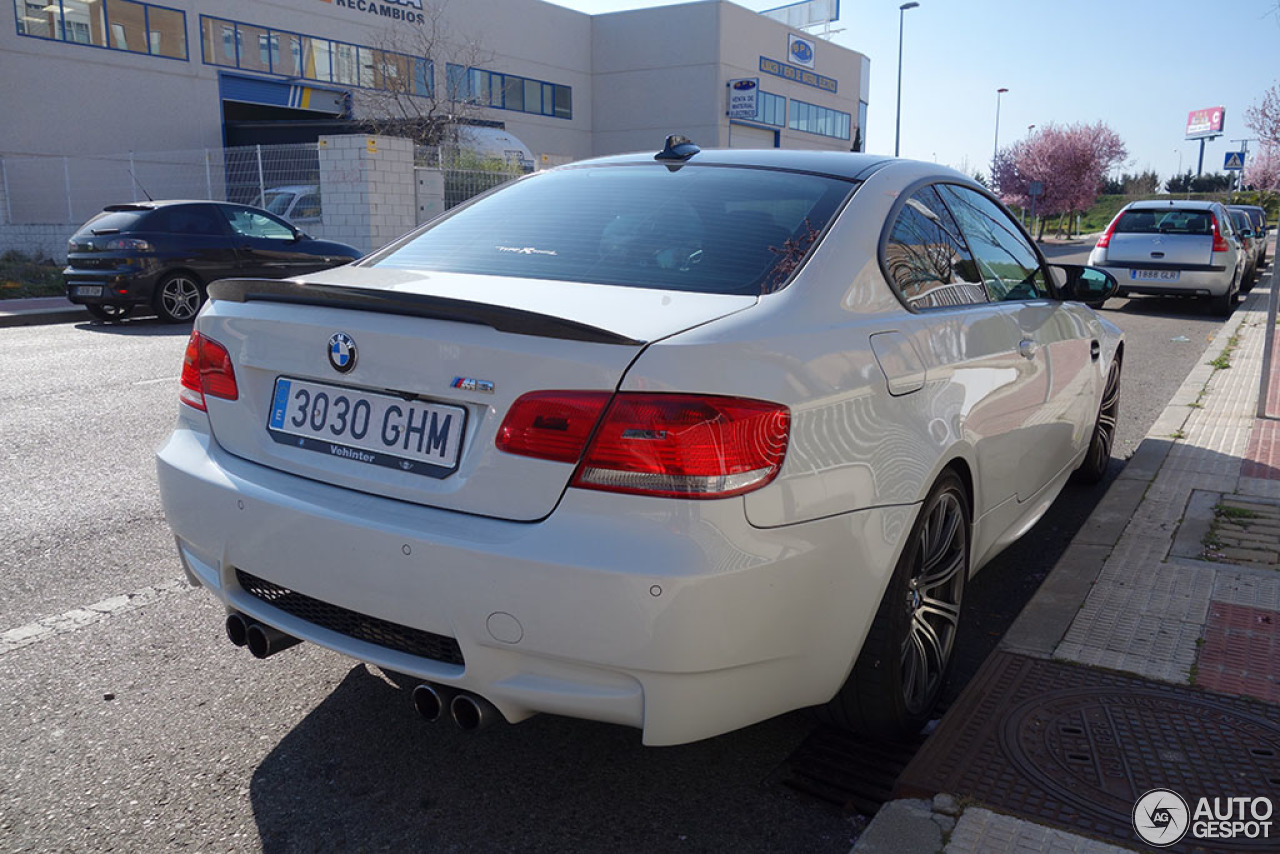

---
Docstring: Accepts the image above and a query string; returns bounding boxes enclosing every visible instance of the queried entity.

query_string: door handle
[1090,340,1101,361]
[1018,338,1038,359]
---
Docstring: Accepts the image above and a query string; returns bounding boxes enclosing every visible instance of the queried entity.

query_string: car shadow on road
[74,317,192,337]
[1100,292,1260,319]
[246,665,853,853]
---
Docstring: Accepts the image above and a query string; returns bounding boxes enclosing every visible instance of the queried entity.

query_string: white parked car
[1088,199,1245,316]
[157,138,1123,745]
[256,185,322,224]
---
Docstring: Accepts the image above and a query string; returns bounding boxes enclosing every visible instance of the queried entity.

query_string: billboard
[761,0,840,29]
[1185,107,1225,140]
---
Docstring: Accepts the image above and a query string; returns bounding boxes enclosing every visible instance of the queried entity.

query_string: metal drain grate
[781,726,927,814]
[897,651,1280,851]
[236,570,464,667]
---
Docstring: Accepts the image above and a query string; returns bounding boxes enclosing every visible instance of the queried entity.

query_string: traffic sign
[1224,151,1245,171]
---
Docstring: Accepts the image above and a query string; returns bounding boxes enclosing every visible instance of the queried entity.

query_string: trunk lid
[1103,208,1216,267]
[196,272,755,521]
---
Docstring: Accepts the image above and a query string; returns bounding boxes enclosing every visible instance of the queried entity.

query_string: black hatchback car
[64,200,361,323]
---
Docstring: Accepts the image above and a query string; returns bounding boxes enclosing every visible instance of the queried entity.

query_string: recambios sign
[319,0,426,25]
[1186,107,1226,139]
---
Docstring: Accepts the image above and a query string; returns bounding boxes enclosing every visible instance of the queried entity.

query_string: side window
[149,205,226,236]
[884,186,988,309]
[293,194,322,220]
[937,185,1049,302]
[221,207,295,240]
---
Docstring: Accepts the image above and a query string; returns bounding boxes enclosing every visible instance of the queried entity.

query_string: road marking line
[0,578,188,656]
[133,376,182,386]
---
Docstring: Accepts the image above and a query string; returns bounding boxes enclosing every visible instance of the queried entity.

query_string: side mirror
[1242,228,1255,239]
[1050,264,1118,307]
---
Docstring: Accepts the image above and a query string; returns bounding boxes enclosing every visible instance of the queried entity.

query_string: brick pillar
[317,135,416,255]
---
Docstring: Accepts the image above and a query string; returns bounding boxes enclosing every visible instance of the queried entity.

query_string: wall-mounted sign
[1185,106,1225,140]
[727,78,760,118]
[759,57,837,93]
[320,0,426,25]
[788,34,816,69]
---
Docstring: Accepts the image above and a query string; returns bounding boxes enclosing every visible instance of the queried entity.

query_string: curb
[0,307,89,329]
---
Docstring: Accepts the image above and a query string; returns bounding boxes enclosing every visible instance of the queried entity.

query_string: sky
[547,0,1280,181]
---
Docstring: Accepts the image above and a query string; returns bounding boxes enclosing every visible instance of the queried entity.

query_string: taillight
[1095,216,1119,249]
[103,238,153,252]
[1211,215,1230,253]
[575,394,790,498]
[496,391,791,498]
[179,332,238,411]
[495,391,611,462]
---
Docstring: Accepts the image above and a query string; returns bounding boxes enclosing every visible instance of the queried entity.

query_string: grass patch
[1217,504,1260,521]
[1207,327,1243,371]
[0,251,63,299]
[1170,428,1187,440]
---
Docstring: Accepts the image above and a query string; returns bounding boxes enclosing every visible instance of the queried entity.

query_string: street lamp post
[992,87,1008,163]
[894,2,919,157]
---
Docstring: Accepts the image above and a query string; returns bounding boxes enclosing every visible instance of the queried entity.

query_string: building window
[447,64,573,120]
[755,91,786,127]
[198,17,431,97]
[788,99,852,141]
[15,0,187,60]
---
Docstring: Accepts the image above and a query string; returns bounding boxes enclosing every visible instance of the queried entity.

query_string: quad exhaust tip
[226,612,301,659]
[412,683,454,723]
[413,683,504,732]
[450,692,501,732]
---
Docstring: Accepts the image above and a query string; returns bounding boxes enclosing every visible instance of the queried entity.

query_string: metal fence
[0,143,321,225]
[0,141,520,226]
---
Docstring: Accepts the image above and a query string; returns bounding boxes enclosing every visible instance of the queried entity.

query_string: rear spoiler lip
[206,277,644,346]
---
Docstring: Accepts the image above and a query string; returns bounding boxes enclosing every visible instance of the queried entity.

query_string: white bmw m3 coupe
[157,137,1123,745]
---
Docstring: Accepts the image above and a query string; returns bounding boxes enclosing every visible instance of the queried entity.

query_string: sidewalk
[0,296,87,328]
[856,268,1280,853]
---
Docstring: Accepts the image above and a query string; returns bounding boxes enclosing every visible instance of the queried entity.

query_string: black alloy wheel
[819,471,969,737]
[1071,356,1121,485]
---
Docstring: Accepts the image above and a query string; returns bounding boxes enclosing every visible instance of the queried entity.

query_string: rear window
[372,165,856,295]
[1115,208,1213,235]
[76,209,149,235]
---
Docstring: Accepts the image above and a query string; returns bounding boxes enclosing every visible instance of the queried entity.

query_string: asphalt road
[0,271,1245,851]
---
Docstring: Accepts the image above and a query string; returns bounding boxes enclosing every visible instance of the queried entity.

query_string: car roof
[562,146,897,182]
[1124,199,1221,211]
[102,200,222,212]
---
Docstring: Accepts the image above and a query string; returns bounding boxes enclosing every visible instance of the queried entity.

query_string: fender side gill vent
[236,570,464,666]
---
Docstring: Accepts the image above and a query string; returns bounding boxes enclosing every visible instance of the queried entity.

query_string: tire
[152,272,204,323]
[818,471,969,738]
[84,303,135,322]
[1210,276,1238,318]
[1071,356,1121,485]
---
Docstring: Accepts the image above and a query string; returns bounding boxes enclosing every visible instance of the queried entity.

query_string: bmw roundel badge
[328,332,357,373]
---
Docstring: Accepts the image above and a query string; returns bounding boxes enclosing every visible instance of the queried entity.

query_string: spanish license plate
[73,285,104,297]
[267,377,465,478]
[1130,269,1180,282]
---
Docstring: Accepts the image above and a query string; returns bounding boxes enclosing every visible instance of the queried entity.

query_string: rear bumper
[156,415,915,745]
[1091,264,1233,297]
[63,261,163,306]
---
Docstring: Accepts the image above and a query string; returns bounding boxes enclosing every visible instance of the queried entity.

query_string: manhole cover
[898,652,1280,851]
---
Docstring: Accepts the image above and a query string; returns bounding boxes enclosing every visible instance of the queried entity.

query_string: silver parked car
[1089,199,1245,316]
[157,139,1123,745]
